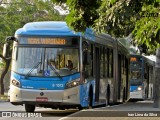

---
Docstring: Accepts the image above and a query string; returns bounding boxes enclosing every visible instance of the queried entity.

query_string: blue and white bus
[7,21,130,112]
[130,54,155,100]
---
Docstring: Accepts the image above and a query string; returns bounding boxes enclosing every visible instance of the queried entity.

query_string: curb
[0,100,9,102]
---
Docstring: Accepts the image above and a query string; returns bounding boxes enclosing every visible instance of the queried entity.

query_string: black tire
[151,88,153,99]
[88,89,93,109]
[78,106,83,110]
[106,87,110,106]
[25,104,35,112]
[123,88,126,103]
[59,107,65,110]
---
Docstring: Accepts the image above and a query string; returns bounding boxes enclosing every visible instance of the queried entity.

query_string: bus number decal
[52,84,64,88]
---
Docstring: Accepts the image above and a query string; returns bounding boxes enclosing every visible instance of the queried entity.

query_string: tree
[66,0,101,32]
[64,0,160,107]
[0,0,65,95]
[66,0,160,53]
[0,40,12,95]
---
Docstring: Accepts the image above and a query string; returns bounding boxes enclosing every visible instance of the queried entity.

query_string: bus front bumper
[130,91,143,99]
[9,85,80,106]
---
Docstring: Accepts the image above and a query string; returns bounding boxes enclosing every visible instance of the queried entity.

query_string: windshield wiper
[48,64,63,80]
[25,62,41,78]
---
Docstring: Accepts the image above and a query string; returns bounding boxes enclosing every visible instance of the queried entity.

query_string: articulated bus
[130,54,155,100]
[7,21,130,112]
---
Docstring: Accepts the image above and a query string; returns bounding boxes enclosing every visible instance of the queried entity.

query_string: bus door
[146,66,149,98]
[144,64,149,98]
[95,47,100,102]
[125,57,129,100]
[118,54,122,100]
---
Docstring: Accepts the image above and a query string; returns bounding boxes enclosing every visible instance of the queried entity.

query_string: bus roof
[143,55,156,66]
[14,21,125,48]
[15,21,81,36]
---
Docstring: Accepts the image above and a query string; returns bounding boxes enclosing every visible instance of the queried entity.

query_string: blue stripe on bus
[79,80,95,107]
[130,85,143,92]
[12,72,80,90]
[130,86,138,92]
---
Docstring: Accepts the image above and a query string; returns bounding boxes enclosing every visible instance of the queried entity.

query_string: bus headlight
[65,78,80,89]
[11,79,21,88]
[137,86,142,91]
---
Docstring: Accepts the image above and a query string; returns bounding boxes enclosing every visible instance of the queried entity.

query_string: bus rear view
[130,54,155,100]
[130,55,144,99]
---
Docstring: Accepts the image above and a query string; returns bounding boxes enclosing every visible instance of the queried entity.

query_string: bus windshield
[130,71,142,80]
[130,62,141,68]
[130,59,143,85]
[12,47,79,77]
[130,79,143,86]
[130,71,142,85]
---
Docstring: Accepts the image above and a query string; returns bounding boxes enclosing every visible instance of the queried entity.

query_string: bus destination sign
[27,38,66,45]
[130,57,137,62]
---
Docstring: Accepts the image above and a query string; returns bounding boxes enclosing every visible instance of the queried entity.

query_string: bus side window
[100,47,105,78]
[109,49,113,77]
[82,41,93,79]
[107,48,109,77]
[104,48,108,77]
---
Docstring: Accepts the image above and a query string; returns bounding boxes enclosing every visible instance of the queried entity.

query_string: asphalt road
[0,102,78,120]
[0,100,160,120]
[61,100,160,120]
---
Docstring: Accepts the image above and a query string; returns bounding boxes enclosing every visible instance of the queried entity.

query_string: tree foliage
[66,0,101,32]
[0,0,65,48]
[66,0,160,53]
[0,0,65,94]
[132,3,160,53]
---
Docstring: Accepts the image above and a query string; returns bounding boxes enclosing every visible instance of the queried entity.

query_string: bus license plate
[36,97,48,102]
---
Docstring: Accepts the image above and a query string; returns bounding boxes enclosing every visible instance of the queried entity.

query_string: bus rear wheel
[123,88,126,103]
[25,104,35,112]
[88,95,92,109]
[106,87,110,106]
[88,89,93,109]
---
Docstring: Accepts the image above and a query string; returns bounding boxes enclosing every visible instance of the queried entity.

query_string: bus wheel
[25,104,35,112]
[78,106,83,110]
[123,88,126,103]
[88,90,93,109]
[59,107,65,110]
[151,88,153,99]
[106,87,110,106]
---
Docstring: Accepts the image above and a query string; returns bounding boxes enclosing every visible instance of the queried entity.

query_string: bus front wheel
[25,104,35,112]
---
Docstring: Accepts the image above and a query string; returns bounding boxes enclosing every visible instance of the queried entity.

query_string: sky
[54,4,69,15]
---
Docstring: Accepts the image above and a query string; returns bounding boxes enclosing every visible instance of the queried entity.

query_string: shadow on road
[128,98,144,102]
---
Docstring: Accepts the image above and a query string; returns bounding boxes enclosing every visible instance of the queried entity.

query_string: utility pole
[153,49,160,108]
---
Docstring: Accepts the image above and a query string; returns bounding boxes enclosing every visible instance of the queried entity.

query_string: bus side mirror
[3,43,10,58]
[3,36,17,58]
[6,36,17,42]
